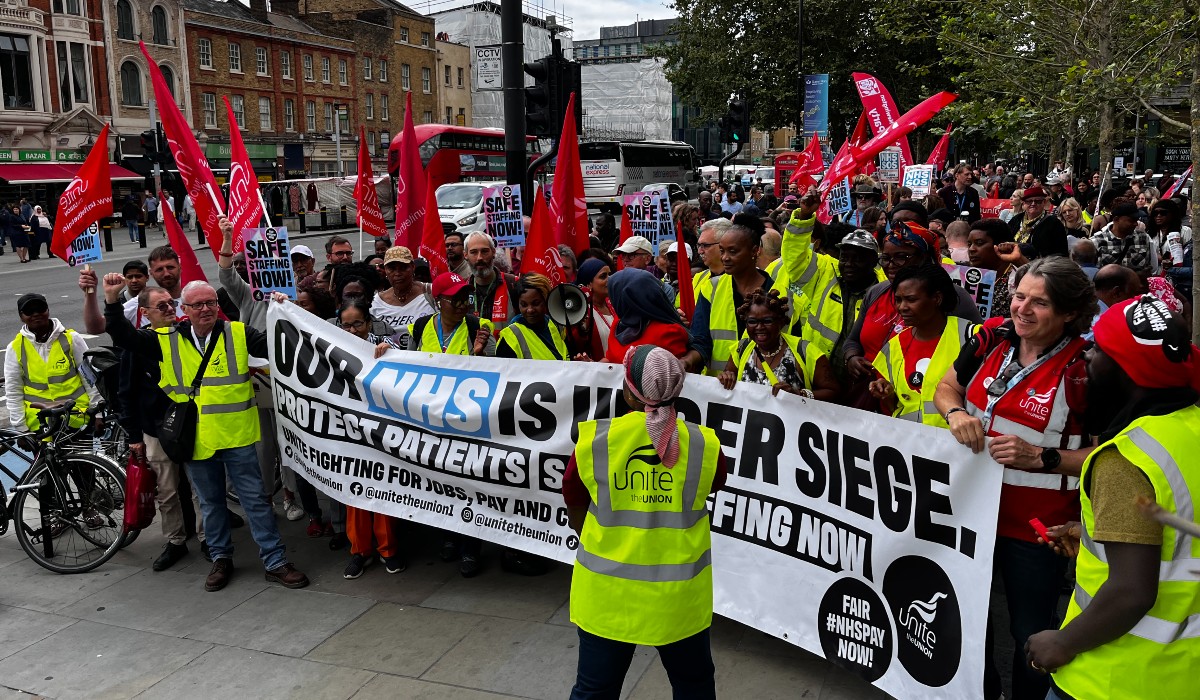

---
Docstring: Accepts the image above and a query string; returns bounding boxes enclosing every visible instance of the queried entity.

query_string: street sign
[877,147,902,184]
[474,45,502,91]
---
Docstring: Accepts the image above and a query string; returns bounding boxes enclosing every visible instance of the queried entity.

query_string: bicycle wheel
[12,454,126,574]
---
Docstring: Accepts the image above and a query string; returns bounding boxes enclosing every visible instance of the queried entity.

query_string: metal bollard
[298,211,307,234]
[340,205,348,226]
[138,221,147,249]
[320,207,328,229]
[102,222,113,253]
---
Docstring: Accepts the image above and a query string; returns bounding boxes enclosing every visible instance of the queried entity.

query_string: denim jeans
[126,219,138,242]
[984,536,1069,700]
[570,627,715,700]
[186,444,288,570]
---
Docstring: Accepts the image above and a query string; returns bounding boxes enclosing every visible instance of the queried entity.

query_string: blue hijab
[607,268,685,345]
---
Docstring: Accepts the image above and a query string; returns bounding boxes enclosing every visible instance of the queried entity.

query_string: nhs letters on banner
[67,223,103,267]
[902,165,935,198]
[877,147,902,184]
[623,190,671,249]
[483,184,524,247]
[942,263,997,318]
[269,303,1003,700]
[828,178,853,216]
[243,227,296,300]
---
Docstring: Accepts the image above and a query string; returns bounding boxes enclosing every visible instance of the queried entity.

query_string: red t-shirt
[603,320,691,364]
[562,450,728,507]
[901,333,942,391]
[859,293,905,362]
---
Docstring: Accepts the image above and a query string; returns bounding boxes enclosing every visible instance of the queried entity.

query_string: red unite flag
[848,92,957,173]
[550,93,590,254]
[355,126,388,238]
[927,124,953,169]
[52,123,111,262]
[524,184,565,285]
[139,42,225,255]
[788,134,825,190]
[851,72,915,175]
[418,171,449,277]
[675,221,695,321]
[223,96,260,253]
[394,92,426,250]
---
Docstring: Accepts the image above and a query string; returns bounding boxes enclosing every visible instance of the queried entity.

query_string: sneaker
[343,553,372,579]
[328,532,349,551]
[306,518,324,538]
[152,542,188,572]
[200,540,213,562]
[205,558,234,592]
[383,554,407,574]
[283,499,305,522]
[460,554,481,578]
[265,563,309,589]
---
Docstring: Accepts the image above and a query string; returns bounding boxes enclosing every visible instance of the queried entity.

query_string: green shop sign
[18,150,52,161]
[205,143,277,160]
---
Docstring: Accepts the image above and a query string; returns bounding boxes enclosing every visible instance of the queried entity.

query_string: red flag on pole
[394,92,426,250]
[1164,166,1192,199]
[675,221,695,322]
[355,126,388,238]
[161,191,208,286]
[524,185,565,285]
[926,123,953,169]
[223,96,260,253]
[418,172,449,278]
[52,124,112,262]
[851,72,915,174]
[615,209,633,270]
[550,93,590,254]
[788,134,825,189]
[139,42,225,256]
[841,92,957,181]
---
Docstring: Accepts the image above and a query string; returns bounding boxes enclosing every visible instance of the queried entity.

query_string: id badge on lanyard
[979,336,1071,432]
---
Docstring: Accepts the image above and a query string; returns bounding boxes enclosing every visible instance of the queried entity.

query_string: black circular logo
[882,556,962,687]
[965,268,982,285]
[349,482,364,496]
[68,255,77,267]
[817,578,893,682]
[460,506,474,523]
[502,186,512,198]
[252,289,265,302]
[265,227,278,243]
[565,535,578,550]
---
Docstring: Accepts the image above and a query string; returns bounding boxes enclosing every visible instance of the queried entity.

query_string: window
[378,60,388,82]
[324,102,333,132]
[338,59,347,85]
[305,100,316,131]
[160,64,175,98]
[256,47,268,75]
[444,65,451,86]
[202,93,217,128]
[444,106,451,124]
[399,27,409,42]
[303,54,313,81]
[457,67,463,87]
[198,38,212,68]
[363,57,372,80]
[118,59,141,106]
[420,32,430,47]
[53,0,82,15]
[321,57,330,83]
[284,99,294,131]
[380,94,389,120]
[229,43,241,73]
[421,67,431,93]
[259,97,272,130]
[116,1,134,40]
[230,95,245,127]
[401,63,410,90]
[423,111,432,124]
[338,107,348,134]
[368,131,376,156]
[281,52,291,79]
[151,6,168,44]
[55,41,88,109]
[365,93,374,120]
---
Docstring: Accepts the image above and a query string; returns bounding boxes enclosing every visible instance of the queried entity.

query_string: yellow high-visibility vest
[498,321,567,360]
[14,331,88,431]
[871,316,976,427]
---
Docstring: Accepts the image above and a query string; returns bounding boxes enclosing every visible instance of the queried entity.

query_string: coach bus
[579,140,700,211]
[388,125,540,191]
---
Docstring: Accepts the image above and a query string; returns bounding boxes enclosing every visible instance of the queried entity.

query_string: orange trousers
[346,506,398,558]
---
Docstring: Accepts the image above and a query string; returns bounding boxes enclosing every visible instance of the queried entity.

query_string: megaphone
[547,284,589,326]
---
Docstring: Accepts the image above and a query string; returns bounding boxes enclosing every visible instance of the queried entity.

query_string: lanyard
[433,314,459,352]
[979,335,1071,432]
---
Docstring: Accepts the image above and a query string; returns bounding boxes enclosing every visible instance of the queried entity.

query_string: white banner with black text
[268,303,1003,700]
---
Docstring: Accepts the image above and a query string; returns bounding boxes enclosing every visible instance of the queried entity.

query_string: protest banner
[877,147,902,184]
[942,263,997,318]
[483,184,524,247]
[828,178,853,216]
[902,165,936,198]
[979,199,1010,219]
[269,302,1002,700]
[243,226,296,300]
[65,222,103,268]
[623,190,671,249]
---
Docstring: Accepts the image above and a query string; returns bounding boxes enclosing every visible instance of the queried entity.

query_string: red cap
[432,272,468,297]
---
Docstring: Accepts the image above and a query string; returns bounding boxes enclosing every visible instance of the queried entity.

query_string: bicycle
[0,402,128,574]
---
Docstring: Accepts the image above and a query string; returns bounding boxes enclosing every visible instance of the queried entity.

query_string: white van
[435,180,506,235]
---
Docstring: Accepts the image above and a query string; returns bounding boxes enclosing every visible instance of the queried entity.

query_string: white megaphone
[547,284,589,326]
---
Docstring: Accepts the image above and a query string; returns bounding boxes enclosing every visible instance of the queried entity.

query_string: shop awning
[0,163,144,185]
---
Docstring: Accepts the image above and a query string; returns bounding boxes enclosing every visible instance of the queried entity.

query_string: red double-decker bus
[387,125,540,191]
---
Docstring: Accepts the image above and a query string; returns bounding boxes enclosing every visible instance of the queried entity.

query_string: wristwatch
[1040,448,1061,472]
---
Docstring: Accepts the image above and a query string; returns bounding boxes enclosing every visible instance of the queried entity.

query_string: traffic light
[560,59,582,132]
[524,57,557,137]
[140,129,158,161]
[727,98,750,143]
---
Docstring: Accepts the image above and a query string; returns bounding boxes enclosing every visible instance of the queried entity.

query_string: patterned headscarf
[885,220,939,254]
[623,345,685,468]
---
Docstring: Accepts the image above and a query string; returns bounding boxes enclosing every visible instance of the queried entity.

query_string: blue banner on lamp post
[803,74,829,141]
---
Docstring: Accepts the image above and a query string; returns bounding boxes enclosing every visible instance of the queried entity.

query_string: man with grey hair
[102,228,309,593]
[758,229,783,280]
[464,231,520,331]
[693,218,731,298]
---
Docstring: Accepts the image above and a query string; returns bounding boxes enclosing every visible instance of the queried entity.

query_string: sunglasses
[147,300,178,313]
[986,362,1023,398]
[20,305,48,315]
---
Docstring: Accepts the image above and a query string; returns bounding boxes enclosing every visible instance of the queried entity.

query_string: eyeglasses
[182,300,219,309]
[339,320,368,331]
[878,252,916,266]
[744,316,779,327]
[441,295,471,307]
[697,242,718,250]
[1025,198,1046,205]
[986,361,1023,398]
[148,301,178,313]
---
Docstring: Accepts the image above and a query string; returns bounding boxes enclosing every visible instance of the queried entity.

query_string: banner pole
[256,187,273,228]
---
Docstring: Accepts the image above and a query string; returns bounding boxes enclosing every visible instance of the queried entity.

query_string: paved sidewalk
[0,510,888,700]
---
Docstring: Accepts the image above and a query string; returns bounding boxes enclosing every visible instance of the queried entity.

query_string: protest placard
[902,164,935,198]
[242,226,296,301]
[877,147,902,184]
[943,263,998,318]
[623,190,672,250]
[828,177,853,216]
[66,222,103,267]
[483,184,524,247]
[269,302,1002,700]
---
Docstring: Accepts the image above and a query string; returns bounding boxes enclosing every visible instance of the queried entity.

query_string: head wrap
[607,268,686,345]
[1092,295,1200,391]
[885,220,939,254]
[1146,277,1183,313]
[576,258,606,287]
[623,345,686,468]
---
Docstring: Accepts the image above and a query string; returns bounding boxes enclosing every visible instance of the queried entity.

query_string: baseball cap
[290,244,314,259]
[17,293,48,314]
[384,246,415,265]
[613,236,654,255]
[432,272,469,298]
[837,229,879,253]
[666,241,693,258]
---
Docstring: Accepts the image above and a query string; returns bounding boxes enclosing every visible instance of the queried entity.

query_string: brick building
[435,36,470,127]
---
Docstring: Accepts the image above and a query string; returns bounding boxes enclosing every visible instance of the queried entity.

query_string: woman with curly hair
[717,289,840,400]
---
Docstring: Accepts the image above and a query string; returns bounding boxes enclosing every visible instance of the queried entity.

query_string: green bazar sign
[205,143,278,160]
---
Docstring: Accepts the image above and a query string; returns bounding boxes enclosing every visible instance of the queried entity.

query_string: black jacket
[116,347,169,440]
[1007,212,1068,259]
[936,185,981,223]
[104,302,269,365]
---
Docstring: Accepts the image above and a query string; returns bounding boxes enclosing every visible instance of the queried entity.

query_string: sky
[557,0,674,39]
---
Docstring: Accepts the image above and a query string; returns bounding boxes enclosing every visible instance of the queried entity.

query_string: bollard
[298,211,307,234]
[138,221,147,249]
[320,207,328,229]
[102,222,113,253]
[340,205,348,226]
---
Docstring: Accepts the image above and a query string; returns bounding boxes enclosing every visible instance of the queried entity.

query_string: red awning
[0,163,144,184]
